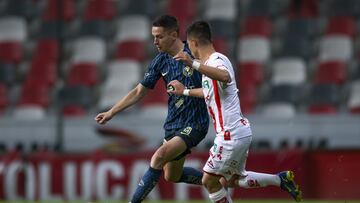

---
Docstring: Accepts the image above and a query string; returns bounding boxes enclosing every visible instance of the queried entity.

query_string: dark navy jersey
[141,43,209,131]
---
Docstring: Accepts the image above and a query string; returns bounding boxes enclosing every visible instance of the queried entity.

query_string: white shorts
[203,135,252,180]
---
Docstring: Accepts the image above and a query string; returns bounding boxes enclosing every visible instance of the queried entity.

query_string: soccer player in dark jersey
[95,15,209,203]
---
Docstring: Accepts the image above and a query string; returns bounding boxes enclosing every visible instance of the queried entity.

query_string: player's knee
[221,175,239,188]
[202,178,213,189]
[203,172,225,191]
[202,178,209,190]
[203,181,221,193]
[219,177,229,187]
[164,172,180,182]
[150,147,167,169]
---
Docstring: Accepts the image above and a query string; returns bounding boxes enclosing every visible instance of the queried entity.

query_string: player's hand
[167,80,185,96]
[173,51,193,66]
[95,111,113,125]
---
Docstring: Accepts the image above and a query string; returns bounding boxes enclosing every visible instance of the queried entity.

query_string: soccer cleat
[278,171,302,202]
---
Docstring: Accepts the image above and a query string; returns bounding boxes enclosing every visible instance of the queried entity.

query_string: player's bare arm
[167,80,204,98]
[95,83,149,124]
[173,51,230,83]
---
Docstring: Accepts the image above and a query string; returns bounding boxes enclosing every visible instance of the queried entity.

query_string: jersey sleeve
[210,54,234,85]
[140,54,163,89]
[212,56,230,72]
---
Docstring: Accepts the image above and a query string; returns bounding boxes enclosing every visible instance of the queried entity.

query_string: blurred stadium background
[0,0,359,202]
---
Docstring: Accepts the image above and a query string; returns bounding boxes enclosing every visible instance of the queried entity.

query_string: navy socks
[177,167,203,185]
[130,167,162,203]
[130,166,203,202]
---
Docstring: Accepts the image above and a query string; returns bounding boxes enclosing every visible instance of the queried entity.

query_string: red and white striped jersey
[202,52,252,140]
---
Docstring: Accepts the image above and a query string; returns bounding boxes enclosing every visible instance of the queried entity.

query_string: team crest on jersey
[183,66,193,77]
[180,126,192,136]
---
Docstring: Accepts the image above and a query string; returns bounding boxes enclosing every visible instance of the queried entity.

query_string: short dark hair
[186,21,212,45]
[152,15,179,34]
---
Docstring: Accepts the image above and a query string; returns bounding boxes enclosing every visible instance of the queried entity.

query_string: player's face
[187,38,199,59]
[152,26,177,53]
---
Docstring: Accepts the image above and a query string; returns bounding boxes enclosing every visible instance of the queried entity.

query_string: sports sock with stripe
[237,171,280,188]
[129,167,162,203]
[209,187,233,203]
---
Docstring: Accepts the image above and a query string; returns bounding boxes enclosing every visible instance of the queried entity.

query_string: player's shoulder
[152,52,167,62]
[211,52,229,62]
[148,52,167,68]
[207,52,230,67]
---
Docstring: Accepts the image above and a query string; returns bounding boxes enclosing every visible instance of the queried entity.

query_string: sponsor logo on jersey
[161,71,169,76]
[175,98,184,108]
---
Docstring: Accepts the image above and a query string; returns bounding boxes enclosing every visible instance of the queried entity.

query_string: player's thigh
[151,136,187,165]
[203,172,221,184]
[163,156,186,181]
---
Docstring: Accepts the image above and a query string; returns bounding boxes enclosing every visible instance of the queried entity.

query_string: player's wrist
[192,60,201,70]
[108,109,115,117]
[183,89,190,96]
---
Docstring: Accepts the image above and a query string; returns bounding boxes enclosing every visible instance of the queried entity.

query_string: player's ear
[170,30,178,39]
[194,39,200,47]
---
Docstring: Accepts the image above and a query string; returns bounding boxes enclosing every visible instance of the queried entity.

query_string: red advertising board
[0,149,358,201]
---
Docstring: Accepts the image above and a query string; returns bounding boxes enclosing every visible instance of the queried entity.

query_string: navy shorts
[164,126,208,160]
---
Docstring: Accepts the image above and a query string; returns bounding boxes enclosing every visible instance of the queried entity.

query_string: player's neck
[199,45,216,63]
[168,39,184,56]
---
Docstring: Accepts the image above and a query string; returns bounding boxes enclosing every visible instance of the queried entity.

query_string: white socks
[209,187,233,203]
[237,171,280,188]
[208,172,281,202]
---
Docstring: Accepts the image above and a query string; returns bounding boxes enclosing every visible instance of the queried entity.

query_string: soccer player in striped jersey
[95,15,209,203]
[169,21,302,203]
